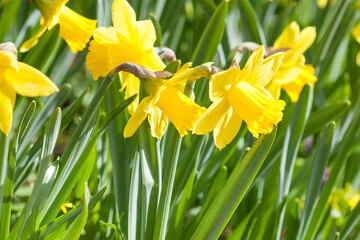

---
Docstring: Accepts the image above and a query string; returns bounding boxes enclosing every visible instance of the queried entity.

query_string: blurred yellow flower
[352,23,360,66]
[193,46,286,150]
[266,21,317,102]
[331,183,360,212]
[60,202,74,214]
[124,63,205,138]
[0,42,58,135]
[86,0,165,115]
[20,0,97,53]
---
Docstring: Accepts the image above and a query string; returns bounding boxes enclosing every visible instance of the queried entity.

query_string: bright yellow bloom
[266,21,317,102]
[123,63,205,138]
[60,202,74,213]
[0,42,58,135]
[86,0,165,114]
[352,23,360,66]
[193,46,286,150]
[317,0,328,8]
[20,0,97,53]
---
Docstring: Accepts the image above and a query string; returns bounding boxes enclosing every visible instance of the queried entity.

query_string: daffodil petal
[352,23,360,43]
[209,67,239,102]
[148,105,168,138]
[213,107,242,150]
[123,72,139,115]
[5,62,58,97]
[273,66,303,84]
[93,27,119,44]
[0,50,18,73]
[141,50,166,71]
[265,80,282,100]
[123,97,150,138]
[294,26,316,54]
[0,80,16,135]
[136,20,156,51]
[58,6,97,52]
[246,45,266,71]
[112,0,137,39]
[247,52,284,87]
[193,97,229,135]
[274,21,299,49]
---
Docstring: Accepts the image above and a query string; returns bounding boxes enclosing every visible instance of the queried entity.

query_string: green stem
[0,132,13,240]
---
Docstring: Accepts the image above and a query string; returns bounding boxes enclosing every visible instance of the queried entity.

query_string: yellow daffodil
[60,202,74,214]
[0,42,58,135]
[352,23,360,66]
[193,46,286,150]
[331,183,360,212]
[20,0,97,53]
[123,63,205,138]
[266,21,317,102]
[86,0,165,114]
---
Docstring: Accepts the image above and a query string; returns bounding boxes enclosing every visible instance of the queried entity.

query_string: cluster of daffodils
[0,0,318,150]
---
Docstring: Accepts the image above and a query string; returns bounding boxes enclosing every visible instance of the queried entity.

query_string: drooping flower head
[20,0,97,53]
[266,21,317,102]
[193,46,286,150]
[86,0,165,114]
[0,42,58,134]
[123,63,205,139]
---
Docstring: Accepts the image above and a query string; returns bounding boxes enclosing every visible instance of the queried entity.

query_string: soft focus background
[0,0,359,239]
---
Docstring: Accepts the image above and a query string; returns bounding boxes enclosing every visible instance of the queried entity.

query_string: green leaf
[275,84,313,239]
[61,183,90,240]
[191,127,277,240]
[23,24,60,70]
[340,201,360,240]
[191,0,228,65]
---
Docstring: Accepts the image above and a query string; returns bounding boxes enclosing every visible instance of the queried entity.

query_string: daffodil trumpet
[0,42,58,135]
[193,46,286,150]
[20,0,97,53]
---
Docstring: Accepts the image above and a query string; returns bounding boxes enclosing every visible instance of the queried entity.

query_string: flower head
[123,63,205,138]
[193,46,286,150]
[0,42,58,134]
[266,21,317,102]
[86,0,165,114]
[20,0,97,53]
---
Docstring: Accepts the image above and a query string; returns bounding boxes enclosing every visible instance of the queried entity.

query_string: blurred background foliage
[0,0,360,239]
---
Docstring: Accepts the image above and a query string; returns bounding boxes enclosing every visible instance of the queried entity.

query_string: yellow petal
[0,50,18,71]
[156,85,205,137]
[58,6,97,52]
[213,107,242,150]
[273,65,303,84]
[141,50,166,71]
[246,45,266,71]
[193,97,229,135]
[5,62,58,97]
[112,0,137,39]
[209,67,239,102]
[265,80,282,100]
[136,20,156,51]
[86,37,142,80]
[357,51,360,66]
[148,105,168,138]
[0,80,16,135]
[247,52,284,87]
[352,23,360,43]
[123,97,150,138]
[294,26,316,54]
[282,64,317,102]
[92,27,119,44]
[226,81,285,138]
[274,21,299,49]
[122,72,139,115]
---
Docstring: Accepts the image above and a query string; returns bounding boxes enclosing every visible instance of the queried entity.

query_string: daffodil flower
[20,0,97,53]
[0,42,58,135]
[86,0,165,115]
[123,63,205,139]
[266,21,317,102]
[193,46,286,150]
